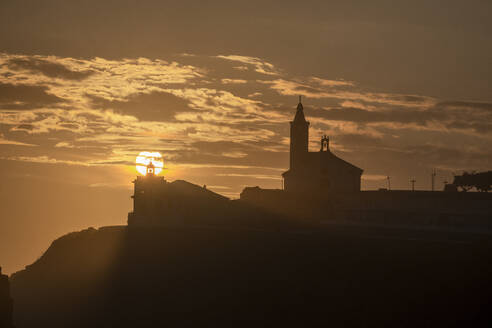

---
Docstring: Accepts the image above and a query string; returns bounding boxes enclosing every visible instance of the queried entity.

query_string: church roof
[315,150,363,173]
[282,150,363,177]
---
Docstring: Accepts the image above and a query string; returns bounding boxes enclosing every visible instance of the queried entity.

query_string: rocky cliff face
[0,266,14,328]
[10,224,492,327]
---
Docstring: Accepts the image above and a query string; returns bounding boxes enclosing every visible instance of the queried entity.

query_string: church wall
[285,164,361,193]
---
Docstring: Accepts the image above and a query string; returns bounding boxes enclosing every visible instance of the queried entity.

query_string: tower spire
[289,97,309,170]
[294,96,306,123]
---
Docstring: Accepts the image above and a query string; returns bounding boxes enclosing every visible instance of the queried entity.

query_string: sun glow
[136,151,164,176]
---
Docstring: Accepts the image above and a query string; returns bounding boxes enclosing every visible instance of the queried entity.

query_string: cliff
[10,223,492,327]
[0,267,14,328]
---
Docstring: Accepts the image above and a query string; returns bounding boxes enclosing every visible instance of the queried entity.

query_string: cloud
[1,155,92,166]
[340,100,377,111]
[54,142,75,148]
[0,133,36,146]
[0,53,204,107]
[310,77,354,87]
[89,91,193,122]
[0,82,63,109]
[221,151,248,158]
[261,79,435,108]
[216,55,279,76]
[1,154,134,167]
[7,57,95,81]
[12,124,35,132]
[221,78,248,84]
[0,51,490,196]
[248,92,262,98]
[216,173,282,180]
[309,104,492,136]
[436,101,492,112]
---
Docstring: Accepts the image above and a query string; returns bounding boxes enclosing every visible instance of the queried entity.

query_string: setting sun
[136,151,164,176]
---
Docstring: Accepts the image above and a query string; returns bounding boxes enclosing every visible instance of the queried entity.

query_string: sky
[1,0,491,274]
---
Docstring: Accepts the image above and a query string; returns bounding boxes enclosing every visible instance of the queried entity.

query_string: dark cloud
[162,140,288,169]
[396,144,491,169]
[310,105,492,134]
[0,82,63,109]
[1,0,491,102]
[334,133,384,148]
[436,101,492,112]
[91,160,133,166]
[58,123,79,130]
[14,124,34,131]
[89,91,193,121]
[391,95,430,104]
[311,107,435,125]
[446,121,492,134]
[7,58,95,81]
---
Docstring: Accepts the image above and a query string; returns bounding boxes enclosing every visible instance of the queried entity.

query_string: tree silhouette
[453,171,492,192]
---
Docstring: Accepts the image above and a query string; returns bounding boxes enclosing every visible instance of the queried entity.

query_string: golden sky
[1,0,491,274]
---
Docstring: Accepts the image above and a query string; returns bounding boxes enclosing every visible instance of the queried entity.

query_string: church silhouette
[282,97,363,192]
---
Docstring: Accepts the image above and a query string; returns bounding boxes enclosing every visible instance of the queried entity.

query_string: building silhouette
[240,99,492,227]
[126,98,492,229]
[282,98,363,192]
[0,267,14,328]
[128,165,229,226]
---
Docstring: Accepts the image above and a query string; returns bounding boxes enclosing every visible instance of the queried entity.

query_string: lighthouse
[128,153,168,226]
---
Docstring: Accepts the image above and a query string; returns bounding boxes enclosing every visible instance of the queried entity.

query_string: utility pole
[410,179,416,191]
[387,176,391,191]
[431,169,437,191]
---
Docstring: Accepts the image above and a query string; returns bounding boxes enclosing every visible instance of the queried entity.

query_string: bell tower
[290,96,309,170]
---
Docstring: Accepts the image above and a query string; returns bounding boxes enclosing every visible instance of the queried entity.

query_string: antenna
[431,169,437,191]
[387,176,391,191]
[410,179,416,192]
[299,95,302,103]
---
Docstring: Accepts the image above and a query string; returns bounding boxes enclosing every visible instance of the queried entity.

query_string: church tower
[282,98,363,193]
[289,96,309,170]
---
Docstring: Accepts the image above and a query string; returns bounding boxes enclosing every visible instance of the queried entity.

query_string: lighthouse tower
[128,162,168,226]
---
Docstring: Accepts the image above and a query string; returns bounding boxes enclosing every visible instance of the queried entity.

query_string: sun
[136,151,164,176]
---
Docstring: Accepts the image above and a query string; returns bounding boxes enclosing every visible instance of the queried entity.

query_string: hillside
[10,223,492,327]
